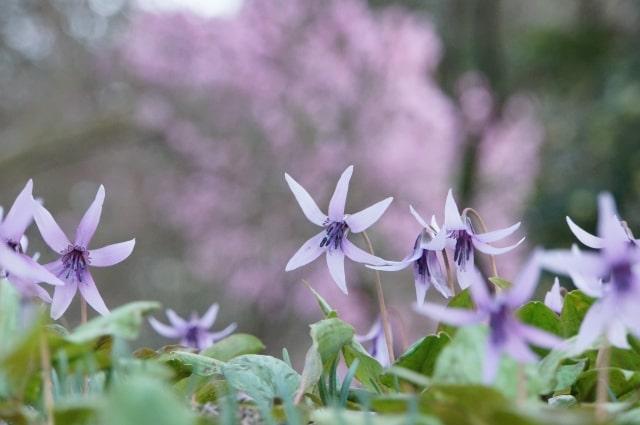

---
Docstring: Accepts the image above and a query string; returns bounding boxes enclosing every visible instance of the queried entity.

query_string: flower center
[185,326,201,349]
[449,229,473,269]
[609,260,633,293]
[6,239,23,254]
[489,303,509,345]
[320,220,349,251]
[60,245,90,283]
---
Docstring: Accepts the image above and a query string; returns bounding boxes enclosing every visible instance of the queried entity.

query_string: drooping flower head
[369,206,450,305]
[285,165,393,294]
[355,317,390,368]
[541,193,640,352]
[0,180,63,302]
[33,185,136,319]
[415,253,563,383]
[149,303,237,350]
[544,278,564,314]
[443,189,524,275]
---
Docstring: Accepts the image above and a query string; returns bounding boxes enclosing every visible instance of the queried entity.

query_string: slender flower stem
[516,362,527,405]
[80,298,88,325]
[595,343,610,423]
[39,332,55,425]
[461,207,498,277]
[361,231,395,364]
[387,307,409,352]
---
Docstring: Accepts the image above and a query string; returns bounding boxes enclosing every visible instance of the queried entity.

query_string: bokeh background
[1,0,639,364]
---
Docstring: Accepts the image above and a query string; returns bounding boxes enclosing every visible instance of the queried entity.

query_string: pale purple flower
[149,303,237,350]
[284,165,393,294]
[0,180,63,302]
[544,278,563,314]
[443,189,524,276]
[369,206,450,305]
[356,317,390,367]
[415,253,563,383]
[540,193,640,352]
[33,186,136,319]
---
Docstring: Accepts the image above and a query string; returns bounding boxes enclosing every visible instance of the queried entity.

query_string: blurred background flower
[1,0,636,365]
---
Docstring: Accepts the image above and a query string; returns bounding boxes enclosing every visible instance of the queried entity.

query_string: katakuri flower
[540,193,640,352]
[0,180,63,302]
[149,303,237,350]
[369,206,450,305]
[284,165,392,294]
[33,185,136,319]
[415,253,563,383]
[544,278,564,314]
[443,189,524,275]
[356,317,391,368]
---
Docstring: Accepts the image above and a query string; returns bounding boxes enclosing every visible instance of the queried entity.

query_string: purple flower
[284,165,393,294]
[355,317,390,368]
[149,303,237,350]
[544,278,563,314]
[443,189,524,274]
[0,180,63,302]
[33,186,136,319]
[540,193,640,352]
[369,206,450,305]
[415,253,563,383]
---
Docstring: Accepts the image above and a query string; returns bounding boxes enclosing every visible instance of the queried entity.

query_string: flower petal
[0,246,63,286]
[506,251,541,308]
[149,317,181,338]
[7,275,52,303]
[566,216,604,249]
[503,334,538,364]
[326,249,347,294]
[444,189,464,230]
[33,202,71,253]
[472,237,525,256]
[356,319,382,342]
[574,300,608,353]
[51,281,78,320]
[89,239,135,267]
[414,270,429,306]
[284,173,327,226]
[166,309,187,328]
[409,205,429,228]
[607,320,630,349]
[346,197,393,233]
[199,303,219,329]
[474,222,521,244]
[427,251,451,298]
[414,302,483,326]
[0,180,34,241]
[328,165,353,220]
[420,228,448,251]
[544,278,564,314]
[483,341,501,384]
[459,266,490,307]
[78,272,109,316]
[285,231,326,271]
[342,239,386,266]
[208,322,238,342]
[75,185,105,247]
[518,324,564,349]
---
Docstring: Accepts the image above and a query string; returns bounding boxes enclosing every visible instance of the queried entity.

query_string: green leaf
[310,318,354,368]
[392,332,451,377]
[0,279,21,357]
[54,399,101,425]
[296,345,323,400]
[343,342,383,391]
[574,367,640,401]
[437,289,474,336]
[489,277,511,290]
[311,408,439,425]
[103,374,195,425]
[517,301,562,357]
[433,326,485,385]
[221,354,301,408]
[156,350,223,378]
[66,301,160,343]
[559,290,594,338]
[305,282,338,318]
[200,333,265,361]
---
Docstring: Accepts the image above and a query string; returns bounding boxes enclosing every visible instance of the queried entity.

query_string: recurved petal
[51,281,78,320]
[166,309,187,328]
[506,251,542,308]
[544,278,564,314]
[409,205,429,228]
[342,239,386,266]
[209,322,238,342]
[149,317,182,338]
[1,179,34,241]
[33,202,71,253]
[346,197,393,233]
[78,272,109,316]
[420,228,447,251]
[474,222,521,244]
[326,249,348,294]
[414,271,429,306]
[503,335,538,364]
[89,239,135,267]
[284,173,327,226]
[574,300,608,353]
[199,303,220,329]
[444,189,465,230]
[482,341,501,384]
[75,185,105,247]
[414,302,482,326]
[459,266,490,307]
[518,323,564,349]
[0,246,63,286]
[285,231,325,271]
[328,165,353,220]
[472,237,525,256]
[566,216,604,249]
[607,320,630,349]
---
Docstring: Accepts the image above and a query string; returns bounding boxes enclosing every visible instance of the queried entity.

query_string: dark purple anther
[610,260,633,293]
[60,245,90,283]
[450,229,474,269]
[489,303,509,345]
[320,220,349,250]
